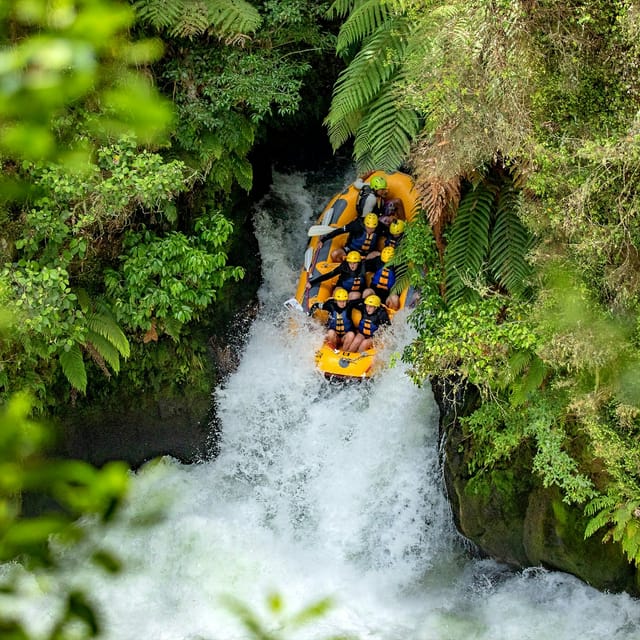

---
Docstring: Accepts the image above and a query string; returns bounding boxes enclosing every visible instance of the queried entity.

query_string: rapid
[12,168,640,639]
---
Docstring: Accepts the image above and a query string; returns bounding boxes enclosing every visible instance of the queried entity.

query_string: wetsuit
[310,299,356,336]
[321,217,382,257]
[354,301,390,338]
[308,261,367,295]
[365,256,397,302]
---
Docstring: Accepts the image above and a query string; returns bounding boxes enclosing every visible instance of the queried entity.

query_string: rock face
[57,390,216,469]
[431,376,640,595]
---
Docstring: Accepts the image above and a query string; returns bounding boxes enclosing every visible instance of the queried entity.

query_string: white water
[9,169,640,639]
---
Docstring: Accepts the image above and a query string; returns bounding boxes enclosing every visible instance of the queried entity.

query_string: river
[11,168,640,639]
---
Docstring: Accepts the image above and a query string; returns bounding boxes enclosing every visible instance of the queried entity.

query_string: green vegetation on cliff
[326,0,640,569]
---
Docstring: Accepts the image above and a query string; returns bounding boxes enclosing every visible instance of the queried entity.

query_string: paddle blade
[283,298,304,313]
[304,247,314,271]
[307,224,336,237]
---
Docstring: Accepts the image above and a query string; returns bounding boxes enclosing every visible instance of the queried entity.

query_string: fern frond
[510,355,547,405]
[336,0,399,54]
[418,176,460,230]
[59,343,87,394]
[171,2,211,38]
[134,0,261,38]
[354,86,420,171]
[86,312,130,358]
[133,0,185,30]
[327,21,409,135]
[85,330,122,374]
[327,0,355,19]
[208,0,261,37]
[584,493,618,518]
[489,185,532,297]
[444,182,496,305]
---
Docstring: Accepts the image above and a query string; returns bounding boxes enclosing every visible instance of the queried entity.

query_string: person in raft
[354,174,389,218]
[349,294,390,353]
[318,213,382,263]
[363,246,400,311]
[308,287,357,351]
[306,250,366,300]
[382,218,406,250]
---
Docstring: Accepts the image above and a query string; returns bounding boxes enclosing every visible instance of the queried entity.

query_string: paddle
[283,298,304,313]
[307,224,338,237]
[303,247,314,271]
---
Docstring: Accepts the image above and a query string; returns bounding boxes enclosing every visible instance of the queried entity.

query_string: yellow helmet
[333,287,349,301]
[381,246,395,263]
[346,251,362,263]
[390,219,406,235]
[364,213,379,229]
[364,294,381,308]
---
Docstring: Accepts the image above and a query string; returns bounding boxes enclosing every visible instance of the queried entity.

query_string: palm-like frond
[133,0,261,39]
[85,330,123,374]
[327,0,356,19]
[59,343,88,394]
[488,185,533,298]
[335,0,400,54]
[326,22,408,141]
[354,85,421,172]
[86,311,130,358]
[444,182,496,305]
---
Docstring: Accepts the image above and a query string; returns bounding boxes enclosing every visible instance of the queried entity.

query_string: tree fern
[353,84,420,171]
[86,310,130,359]
[444,182,496,305]
[133,0,261,39]
[488,184,533,298]
[59,343,87,394]
[334,0,399,55]
[85,330,124,375]
[324,1,419,170]
[326,22,409,145]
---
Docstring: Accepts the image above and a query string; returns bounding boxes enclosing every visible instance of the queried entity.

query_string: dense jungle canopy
[3,0,640,634]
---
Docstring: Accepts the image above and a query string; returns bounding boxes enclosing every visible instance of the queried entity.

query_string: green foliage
[104,214,244,335]
[0,393,130,638]
[133,0,262,40]
[585,492,640,567]
[444,178,533,305]
[0,0,172,165]
[162,41,312,187]
[462,396,596,505]
[324,0,421,171]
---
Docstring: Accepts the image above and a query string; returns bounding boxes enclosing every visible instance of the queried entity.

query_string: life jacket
[346,222,378,256]
[371,265,396,292]
[326,303,354,335]
[384,233,404,249]
[358,309,387,338]
[355,185,384,216]
[337,262,366,292]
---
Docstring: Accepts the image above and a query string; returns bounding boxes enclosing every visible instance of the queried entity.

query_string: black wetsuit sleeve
[308,264,341,286]
[321,223,350,242]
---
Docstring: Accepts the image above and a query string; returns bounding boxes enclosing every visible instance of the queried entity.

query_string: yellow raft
[293,170,419,379]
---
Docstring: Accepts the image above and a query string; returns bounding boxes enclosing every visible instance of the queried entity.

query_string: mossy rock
[524,485,638,593]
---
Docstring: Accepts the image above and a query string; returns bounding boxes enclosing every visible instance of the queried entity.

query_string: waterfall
[8,168,640,640]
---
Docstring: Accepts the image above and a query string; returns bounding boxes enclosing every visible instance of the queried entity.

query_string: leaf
[87,311,130,358]
[59,343,87,394]
[488,185,533,297]
[444,182,496,305]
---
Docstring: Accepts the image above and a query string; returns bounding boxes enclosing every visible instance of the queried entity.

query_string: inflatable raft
[292,170,420,379]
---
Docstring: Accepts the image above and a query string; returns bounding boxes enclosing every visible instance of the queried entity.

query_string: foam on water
[10,169,640,640]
